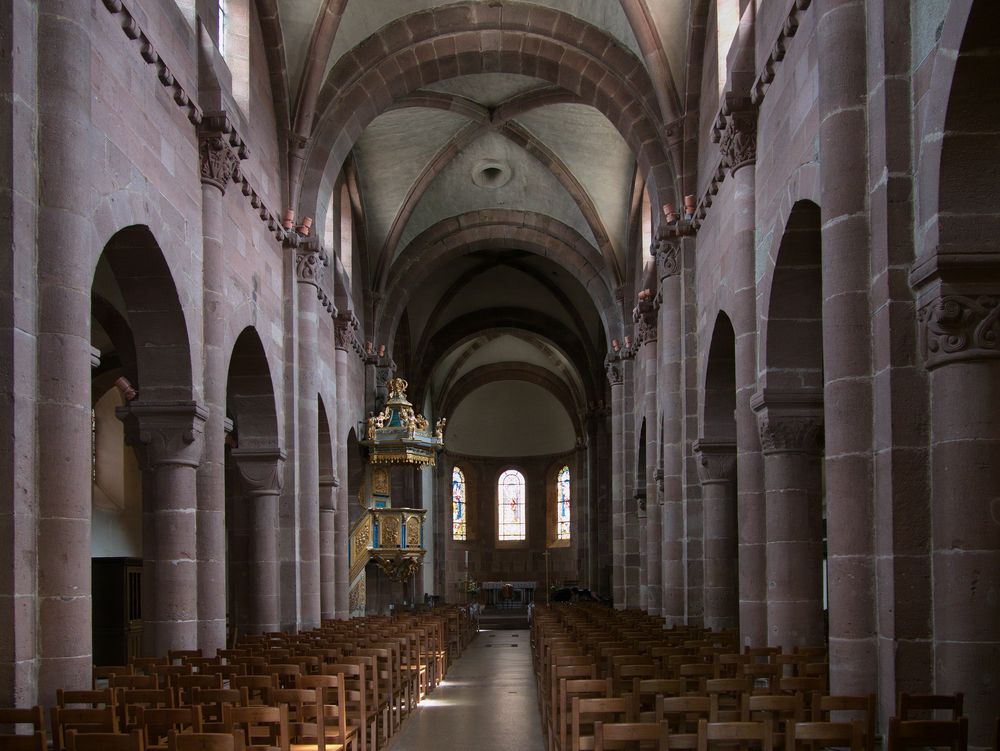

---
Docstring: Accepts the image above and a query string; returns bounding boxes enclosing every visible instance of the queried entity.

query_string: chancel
[1,1,998,750]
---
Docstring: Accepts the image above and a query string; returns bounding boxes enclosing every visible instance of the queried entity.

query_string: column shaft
[610,379,625,608]
[816,0,878,692]
[36,0,96,701]
[696,443,738,631]
[732,163,766,647]
[196,140,235,653]
[319,485,337,620]
[658,250,685,625]
[296,274,321,628]
[248,491,280,632]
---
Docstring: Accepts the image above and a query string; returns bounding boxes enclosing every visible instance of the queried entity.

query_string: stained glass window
[557,466,571,540]
[452,466,466,541]
[218,0,227,56]
[498,469,526,541]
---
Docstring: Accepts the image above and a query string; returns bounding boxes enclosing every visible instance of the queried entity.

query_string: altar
[480,580,537,608]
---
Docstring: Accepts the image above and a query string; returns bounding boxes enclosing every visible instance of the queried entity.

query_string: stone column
[231,448,284,633]
[816,0,877,694]
[197,115,241,653]
[720,108,767,647]
[120,402,207,655]
[637,304,661,616]
[606,351,626,608]
[295,245,324,628]
[319,474,339,621]
[36,0,96,701]
[752,391,825,649]
[695,441,738,630]
[334,313,358,619]
[656,235,685,625]
[913,288,1000,746]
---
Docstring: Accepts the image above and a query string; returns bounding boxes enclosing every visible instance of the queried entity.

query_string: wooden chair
[742,694,805,748]
[787,721,863,751]
[887,718,968,751]
[56,689,116,709]
[151,665,193,691]
[809,694,875,751]
[0,707,43,733]
[594,720,670,751]
[551,678,613,751]
[743,665,782,695]
[631,678,683,722]
[113,675,161,691]
[267,665,302,691]
[169,650,203,665]
[189,688,246,733]
[679,664,714,694]
[230,677,273,707]
[51,706,118,751]
[136,706,204,751]
[324,663,371,751]
[571,696,634,751]
[174,674,224,706]
[898,693,964,721]
[299,674,357,751]
[271,689,325,751]
[0,732,46,751]
[94,665,134,686]
[117,688,175,732]
[222,705,289,751]
[660,697,712,739]
[166,729,242,751]
[131,658,169,676]
[696,719,774,751]
[706,679,751,722]
[66,729,145,751]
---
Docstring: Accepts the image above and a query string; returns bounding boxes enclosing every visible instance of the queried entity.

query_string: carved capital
[295,245,324,287]
[751,389,824,455]
[694,440,737,484]
[604,347,633,386]
[230,447,286,497]
[719,110,758,174]
[199,134,240,193]
[335,312,364,356]
[655,239,681,281]
[117,401,208,468]
[917,293,1000,369]
[635,490,647,515]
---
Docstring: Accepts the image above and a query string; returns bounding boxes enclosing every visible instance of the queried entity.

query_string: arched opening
[699,312,739,630]
[923,3,1000,741]
[339,185,354,285]
[90,225,195,660]
[758,201,827,649]
[225,327,281,636]
[318,397,337,621]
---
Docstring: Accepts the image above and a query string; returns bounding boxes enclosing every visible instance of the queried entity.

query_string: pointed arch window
[556,466,571,541]
[452,466,467,541]
[498,469,526,541]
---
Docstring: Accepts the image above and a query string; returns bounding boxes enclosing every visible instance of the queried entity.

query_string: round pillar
[696,441,739,630]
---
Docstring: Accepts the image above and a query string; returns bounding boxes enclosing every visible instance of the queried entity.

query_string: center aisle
[385,629,545,751]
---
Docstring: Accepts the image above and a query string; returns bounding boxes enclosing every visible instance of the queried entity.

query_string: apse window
[452,466,467,541]
[556,465,571,541]
[498,469,526,541]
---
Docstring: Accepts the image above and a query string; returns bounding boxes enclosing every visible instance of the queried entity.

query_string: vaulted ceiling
[263,0,690,455]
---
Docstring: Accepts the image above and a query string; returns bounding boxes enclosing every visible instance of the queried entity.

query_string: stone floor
[385,629,544,751]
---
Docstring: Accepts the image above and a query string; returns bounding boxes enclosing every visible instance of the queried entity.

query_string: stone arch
[225,326,282,635]
[913,0,998,260]
[97,225,194,402]
[227,327,279,449]
[299,2,675,218]
[761,201,824,392]
[703,311,737,442]
[377,210,621,348]
[439,362,584,439]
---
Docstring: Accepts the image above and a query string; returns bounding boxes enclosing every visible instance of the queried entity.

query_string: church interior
[1,0,999,748]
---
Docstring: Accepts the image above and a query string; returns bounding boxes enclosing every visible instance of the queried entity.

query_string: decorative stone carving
[719,110,758,174]
[335,312,364,356]
[635,490,647,514]
[751,389,824,455]
[654,466,664,503]
[655,238,681,282]
[319,474,339,512]
[199,134,240,193]
[693,440,737,484]
[918,293,1000,368]
[604,345,633,386]
[116,401,208,468]
[231,447,286,497]
[295,245,324,287]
